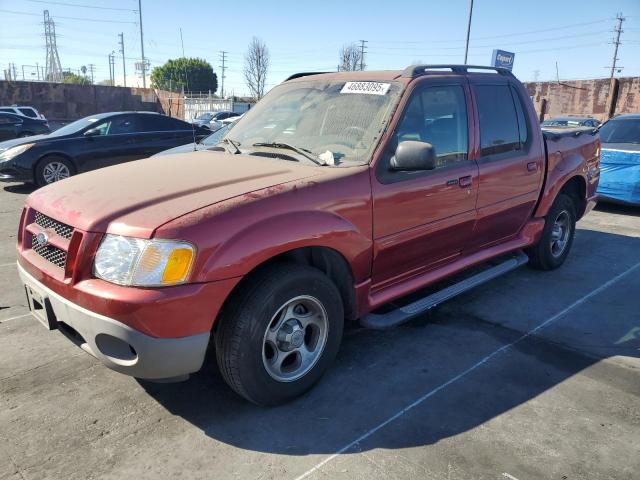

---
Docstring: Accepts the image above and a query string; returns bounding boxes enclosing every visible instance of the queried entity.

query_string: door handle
[527,162,538,172]
[458,175,472,188]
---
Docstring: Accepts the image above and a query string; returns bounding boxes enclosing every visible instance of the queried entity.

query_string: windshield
[195,113,213,121]
[542,119,581,127]
[599,119,640,144]
[49,116,104,136]
[202,123,233,146]
[224,79,402,166]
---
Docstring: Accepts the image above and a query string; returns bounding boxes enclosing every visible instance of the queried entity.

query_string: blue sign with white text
[491,49,515,71]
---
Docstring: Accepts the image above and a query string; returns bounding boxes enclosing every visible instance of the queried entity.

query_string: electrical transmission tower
[43,10,63,83]
[219,51,227,98]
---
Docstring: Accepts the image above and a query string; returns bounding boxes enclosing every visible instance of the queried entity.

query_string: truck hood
[27,150,322,238]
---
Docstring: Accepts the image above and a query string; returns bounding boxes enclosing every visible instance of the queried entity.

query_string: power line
[23,0,137,11]
[369,18,612,45]
[0,8,136,24]
[368,30,611,51]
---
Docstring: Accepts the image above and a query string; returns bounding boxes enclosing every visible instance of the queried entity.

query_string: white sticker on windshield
[340,82,391,95]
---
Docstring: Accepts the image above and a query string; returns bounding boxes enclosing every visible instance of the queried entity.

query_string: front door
[371,81,479,289]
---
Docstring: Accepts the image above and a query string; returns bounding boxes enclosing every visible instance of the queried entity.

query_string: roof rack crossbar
[285,71,331,81]
[402,64,513,78]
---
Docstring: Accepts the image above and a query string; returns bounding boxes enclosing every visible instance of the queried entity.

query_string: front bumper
[18,262,210,380]
[0,159,33,183]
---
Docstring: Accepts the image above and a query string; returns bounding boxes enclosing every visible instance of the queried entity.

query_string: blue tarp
[597,147,640,206]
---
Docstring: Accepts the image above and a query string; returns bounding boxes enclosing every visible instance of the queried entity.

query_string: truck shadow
[139,228,640,455]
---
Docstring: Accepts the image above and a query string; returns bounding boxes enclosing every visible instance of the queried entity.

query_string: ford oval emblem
[35,232,49,247]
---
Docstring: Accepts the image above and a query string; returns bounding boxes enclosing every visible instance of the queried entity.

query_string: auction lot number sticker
[340,82,391,95]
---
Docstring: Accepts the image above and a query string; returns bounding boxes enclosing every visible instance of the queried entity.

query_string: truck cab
[16,65,599,405]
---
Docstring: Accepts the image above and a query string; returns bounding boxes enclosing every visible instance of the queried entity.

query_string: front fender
[200,210,372,283]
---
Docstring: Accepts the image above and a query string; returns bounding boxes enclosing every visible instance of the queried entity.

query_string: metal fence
[181,94,252,121]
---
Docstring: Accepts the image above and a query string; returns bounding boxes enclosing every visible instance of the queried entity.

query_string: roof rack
[402,64,513,78]
[285,71,331,81]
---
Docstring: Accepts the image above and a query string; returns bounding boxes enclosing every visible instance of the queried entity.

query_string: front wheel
[215,263,344,405]
[526,193,576,270]
[35,156,75,186]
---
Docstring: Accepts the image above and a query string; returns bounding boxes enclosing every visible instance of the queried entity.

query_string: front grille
[32,241,67,268]
[34,211,73,240]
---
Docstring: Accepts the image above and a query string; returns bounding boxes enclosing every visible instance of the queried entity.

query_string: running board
[360,251,529,329]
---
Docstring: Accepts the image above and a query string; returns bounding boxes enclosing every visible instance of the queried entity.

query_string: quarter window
[475,85,521,156]
[394,84,468,168]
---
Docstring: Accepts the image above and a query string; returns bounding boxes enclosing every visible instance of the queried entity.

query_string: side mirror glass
[390,140,436,171]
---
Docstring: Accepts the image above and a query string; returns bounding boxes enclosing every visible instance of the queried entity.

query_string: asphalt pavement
[1,182,638,480]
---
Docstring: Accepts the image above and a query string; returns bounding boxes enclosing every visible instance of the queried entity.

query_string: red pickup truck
[16,65,600,405]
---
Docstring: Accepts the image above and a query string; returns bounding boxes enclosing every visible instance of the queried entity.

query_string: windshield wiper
[220,138,241,154]
[252,142,324,166]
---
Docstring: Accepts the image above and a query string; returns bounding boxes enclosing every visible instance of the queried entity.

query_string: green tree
[150,57,218,93]
[62,72,91,85]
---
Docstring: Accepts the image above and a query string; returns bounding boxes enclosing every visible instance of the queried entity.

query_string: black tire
[526,193,576,270]
[215,263,344,406]
[35,155,75,186]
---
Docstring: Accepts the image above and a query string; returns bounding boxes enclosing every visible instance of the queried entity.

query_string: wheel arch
[213,245,358,332]
[34,151,77,177]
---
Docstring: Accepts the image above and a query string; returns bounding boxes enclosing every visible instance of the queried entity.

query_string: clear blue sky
[1,0,639,96]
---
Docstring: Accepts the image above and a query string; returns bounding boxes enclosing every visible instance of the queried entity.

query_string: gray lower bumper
[18,263,210,380]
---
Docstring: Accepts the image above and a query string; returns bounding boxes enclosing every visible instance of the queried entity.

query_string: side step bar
[360,251,529,329]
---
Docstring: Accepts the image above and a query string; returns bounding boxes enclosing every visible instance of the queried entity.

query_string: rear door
[371,80,479,289]
[466,80,543,250]
[132,115,198,157]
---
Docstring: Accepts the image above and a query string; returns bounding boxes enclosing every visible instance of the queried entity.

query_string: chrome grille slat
[32,242,67,269]
[34,211,73,240]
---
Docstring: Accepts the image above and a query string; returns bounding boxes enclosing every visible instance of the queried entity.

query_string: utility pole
[118,33,127,87]
[180,28,185,57]
[464,0,474,64]
[138,0,146,88]
[219,50,227,98]
[88,63,95,84]
[609,13,625,80]
[108,52,115,86]
[359,40,367,71]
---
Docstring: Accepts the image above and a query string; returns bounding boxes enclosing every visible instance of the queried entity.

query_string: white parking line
[293,260,640,480]
[0,313,31,323]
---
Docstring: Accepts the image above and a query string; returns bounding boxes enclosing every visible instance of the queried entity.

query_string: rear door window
[137,114,185,132]
[475,85,521,156]
[18,108,38,118]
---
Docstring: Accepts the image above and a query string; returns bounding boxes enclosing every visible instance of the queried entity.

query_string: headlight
[0,143,34,161]
[93,234,195,287]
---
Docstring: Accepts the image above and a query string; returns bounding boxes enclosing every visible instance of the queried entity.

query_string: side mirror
[84,128,101,137]
[390,141,436,171]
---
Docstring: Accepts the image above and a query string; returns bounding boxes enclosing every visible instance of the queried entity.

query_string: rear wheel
[526,193,576,270]
[35,156,75,186]
[215,263,344,405]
